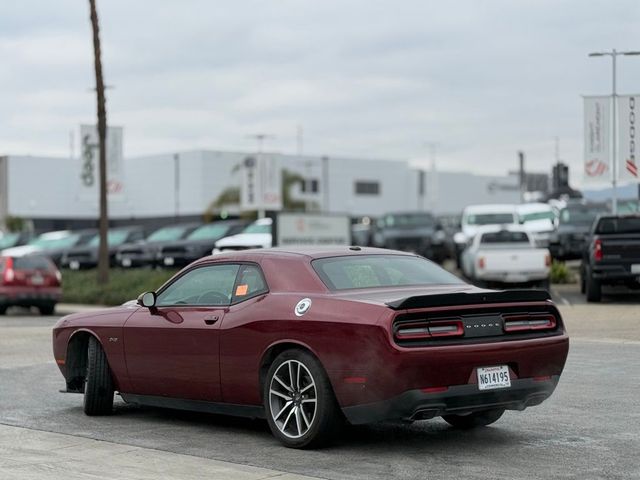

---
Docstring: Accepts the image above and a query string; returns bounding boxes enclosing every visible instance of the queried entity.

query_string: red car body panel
[52,248,570,423]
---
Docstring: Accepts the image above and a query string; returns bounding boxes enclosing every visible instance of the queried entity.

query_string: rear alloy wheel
[264,350,342,448]
[443,408,505,429]
[83,336,114,416]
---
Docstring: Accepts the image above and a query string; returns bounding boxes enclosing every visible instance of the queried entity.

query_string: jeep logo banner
[618,94,640,183]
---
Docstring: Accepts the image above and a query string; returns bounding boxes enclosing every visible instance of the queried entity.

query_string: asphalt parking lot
[1,286,639,480]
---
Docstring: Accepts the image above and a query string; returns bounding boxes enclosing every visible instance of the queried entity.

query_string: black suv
[62,226,146,269]
[371,212,446,263]
[156,220,246,268]
[549,203,608,260]
[580,214,640,302]
[115,223,201,268]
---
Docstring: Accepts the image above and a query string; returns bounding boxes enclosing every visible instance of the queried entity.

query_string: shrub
[61,269,178,306]
[550,260,575,284]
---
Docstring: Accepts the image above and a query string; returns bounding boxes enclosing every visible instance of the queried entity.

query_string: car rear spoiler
[385,289,551,310]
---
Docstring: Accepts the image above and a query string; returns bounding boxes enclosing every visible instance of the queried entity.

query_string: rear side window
[13,256,53,270]
[481,231,530,244]
[313,254,463,290]
[596,217,640,234]
[232,264,268,302]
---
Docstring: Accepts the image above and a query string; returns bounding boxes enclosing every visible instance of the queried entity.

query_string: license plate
[30,275,44,285]
[505,274,527,283]
[121,258,132,267]
[69,260,80,270]
[631,264,640,274]
[163,257,174,266]
[477,365,511,391]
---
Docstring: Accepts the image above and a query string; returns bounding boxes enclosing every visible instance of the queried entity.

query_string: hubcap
[268,359,317,439]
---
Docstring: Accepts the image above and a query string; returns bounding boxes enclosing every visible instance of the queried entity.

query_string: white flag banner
[79,124,125,200]
[240,154,282,212]
[617,94,639,183]
[583,96,611,184]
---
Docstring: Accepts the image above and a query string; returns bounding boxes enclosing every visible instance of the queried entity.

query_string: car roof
[516,203,553,213]
[463,204,517,214]
[197,246,412,264]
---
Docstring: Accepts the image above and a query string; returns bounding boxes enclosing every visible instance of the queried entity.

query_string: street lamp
[588,49,640,214]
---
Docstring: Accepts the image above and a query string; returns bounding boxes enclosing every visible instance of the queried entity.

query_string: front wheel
[264,350,342,448]
[442,408,505,429]
[84,336,114,415]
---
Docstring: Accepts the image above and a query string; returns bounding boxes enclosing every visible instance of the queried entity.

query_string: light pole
[588,49,640,214]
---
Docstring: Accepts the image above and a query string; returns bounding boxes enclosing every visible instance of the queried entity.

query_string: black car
[21,229,98,267]
[549,203,608,260]
[371,212,447,263]
[61,227,146,270]
[580,214,640,302]
[156,220,247,268]
[115,223,201,268]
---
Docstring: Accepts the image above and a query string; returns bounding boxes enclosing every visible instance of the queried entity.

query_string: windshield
[560,207,606,225]
[0,233,21,250]
[384,213,434,228]
[242,223,271,234]
[481,231,530,244]
[187,224,231,240]
[313,254,463,290]
[29,233,79,250]
[88,231,131,247]
[520,211,555,223]
[465,213,515,226]
[147,225,191,242]
[13,255,53,270]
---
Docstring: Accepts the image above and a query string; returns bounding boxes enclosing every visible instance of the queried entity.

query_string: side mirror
[138,291,157,308]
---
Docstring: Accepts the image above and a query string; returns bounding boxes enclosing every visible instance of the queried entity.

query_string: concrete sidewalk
[0,424,318,480]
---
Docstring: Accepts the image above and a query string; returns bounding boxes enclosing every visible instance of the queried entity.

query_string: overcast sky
[1,0,639,184]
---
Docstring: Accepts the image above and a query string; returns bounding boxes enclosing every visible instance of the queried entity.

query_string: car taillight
[395,319,464,340]
[2,257,15,285]
[545,253,551,267]
[594,238,603,262]
[477,257,486,269]
[503,314,557,332]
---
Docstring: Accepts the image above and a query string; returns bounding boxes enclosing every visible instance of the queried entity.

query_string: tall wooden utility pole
[89,0,109,284]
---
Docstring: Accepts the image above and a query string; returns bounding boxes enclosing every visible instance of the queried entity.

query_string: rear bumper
[592,264,640,283]
[342,375,559,425]
[0,287,61,306]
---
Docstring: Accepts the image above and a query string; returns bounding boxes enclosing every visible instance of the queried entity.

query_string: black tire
[585,269,602,303]
[264,349,342,449]
[84,336,114,416]
[0,305,7,315]
[442,408,505,429]
[38,303,56,316]
[580,270,586,294]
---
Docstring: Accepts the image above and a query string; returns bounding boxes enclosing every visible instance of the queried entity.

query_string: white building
[0,150,520,231]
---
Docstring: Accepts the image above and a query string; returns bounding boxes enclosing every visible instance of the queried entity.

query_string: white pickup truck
[461,226,551,289]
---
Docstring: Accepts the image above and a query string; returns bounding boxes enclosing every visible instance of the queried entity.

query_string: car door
[123,263,240,402]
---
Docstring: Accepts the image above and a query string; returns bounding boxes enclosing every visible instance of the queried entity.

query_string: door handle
[203,315,219,325]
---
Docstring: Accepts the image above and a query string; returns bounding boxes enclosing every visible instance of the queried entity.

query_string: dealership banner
[617,94,640,183]
[240,154,283,212]
[583,96,611,184]
[79,124,125,200]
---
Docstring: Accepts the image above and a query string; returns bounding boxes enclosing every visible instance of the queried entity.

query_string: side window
[156,264,240,306]
[232,264,268,303]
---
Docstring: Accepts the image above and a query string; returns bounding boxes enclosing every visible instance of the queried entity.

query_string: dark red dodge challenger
[53,247,569,448]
